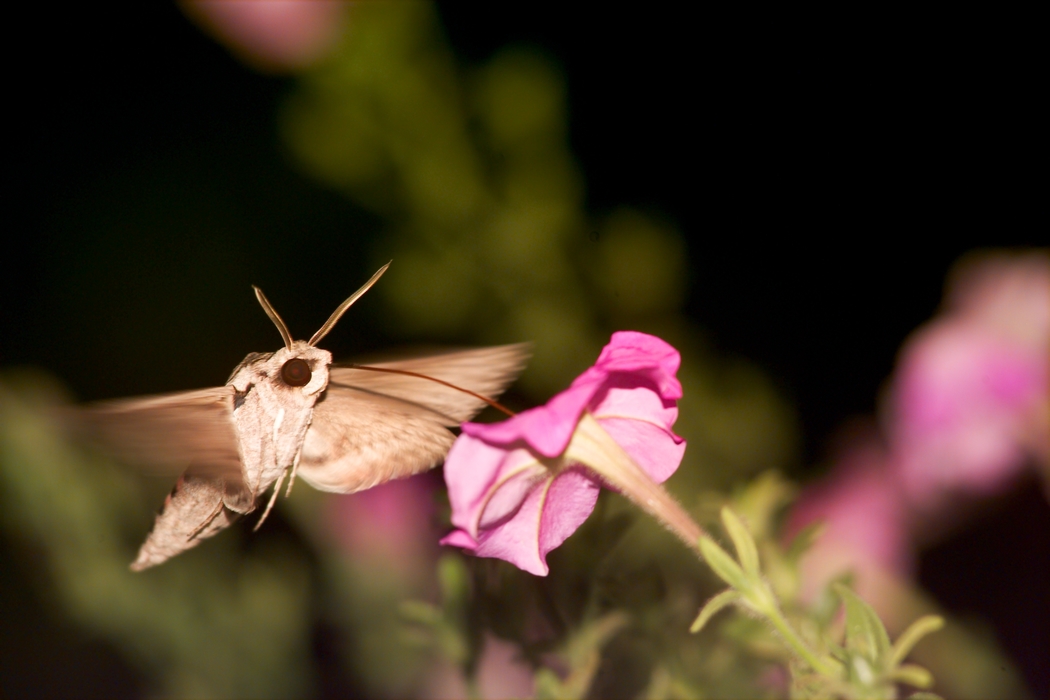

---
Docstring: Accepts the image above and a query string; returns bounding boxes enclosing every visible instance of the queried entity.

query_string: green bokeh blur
[0,5,799,697]
[1,3,1040,698]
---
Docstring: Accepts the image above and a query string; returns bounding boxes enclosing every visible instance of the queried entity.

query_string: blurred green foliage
[280,1,799,492]
[0,2,1035,698]
[0,374,314,698]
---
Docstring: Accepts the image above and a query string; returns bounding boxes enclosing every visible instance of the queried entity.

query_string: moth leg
[253,467,287,532]
[285,453,301,497]
[188,497,226,540]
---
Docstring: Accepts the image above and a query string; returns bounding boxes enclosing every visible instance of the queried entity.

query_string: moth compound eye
[280,358,312,387]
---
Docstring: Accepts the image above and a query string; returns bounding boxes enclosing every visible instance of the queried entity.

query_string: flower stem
[760,597,839,678]
[566,413,706,555]
[567,414,839,680]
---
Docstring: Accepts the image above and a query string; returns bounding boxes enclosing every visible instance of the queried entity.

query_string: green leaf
[891,664,934,689]
[699,536,749,591]
[732,470,796,540]
[564,611,630,669]
[888,615,944,669]
[437,554,469,618]
[810,571,853,628]
[534,668,565,700]
[641,666,703,700]
[720,506,760,578]
[689,589,741,633]
[790,667,841,699]
[833,583,891,666]
[398,600,442,626]
[785,521,826,562]
[905,693,944,700]
[849,654,877,687]
[562,651,602,700]
[826,638,848,665]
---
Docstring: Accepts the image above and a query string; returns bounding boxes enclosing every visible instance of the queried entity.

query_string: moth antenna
[253,286,294,350]
[351,364,516,417]
[309,261,391,347]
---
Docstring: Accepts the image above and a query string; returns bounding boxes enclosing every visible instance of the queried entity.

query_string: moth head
[250,262,391,395]
[266,341,331,396]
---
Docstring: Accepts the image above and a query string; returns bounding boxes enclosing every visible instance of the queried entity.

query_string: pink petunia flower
[440,332,695,575]
[785,434,913,614]
[326,477,439,580]
[785,251,1050,619]
[421,634,535,700]
[182,0,348,73]
[886,251,1050,511]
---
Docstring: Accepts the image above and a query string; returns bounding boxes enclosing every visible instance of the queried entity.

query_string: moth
[84,263,528,571]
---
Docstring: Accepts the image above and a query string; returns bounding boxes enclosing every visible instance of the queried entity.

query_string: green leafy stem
[691,506,945,699]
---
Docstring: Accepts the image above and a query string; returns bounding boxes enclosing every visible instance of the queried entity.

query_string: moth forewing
[296,343,530,494]
[82,386,243,484]
[329,344,530,425]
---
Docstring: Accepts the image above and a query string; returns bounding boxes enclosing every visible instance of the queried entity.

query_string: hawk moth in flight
[83,263,528,570]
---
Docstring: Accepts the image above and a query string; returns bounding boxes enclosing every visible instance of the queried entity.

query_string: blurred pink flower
[182,0,348,73]
[786,435,912,609]
[326,477,439,578]
[887,251,1050,510]
[787,250,1050,616]
[441,332,686,575]
[422,634,535,700]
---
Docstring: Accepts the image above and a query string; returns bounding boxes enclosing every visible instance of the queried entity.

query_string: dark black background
[2,4,1045,697]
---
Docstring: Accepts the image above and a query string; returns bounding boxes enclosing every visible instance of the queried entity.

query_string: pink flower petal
[462,332,683,457]
[592,331,683,399]
[538,468,602,557]
[890,319,1048,505]
[590,375,681,431]
[786,440,913,611]
[596,417,685,484]
[327,478,437,567]
[463,467,600,576]
[439,529,479,551]
[477,463,548,531]
[444,437,540,529]
[885,252,1050,510]
[451,478,551,574]
[462,387,594,458]
[184,0,347,72]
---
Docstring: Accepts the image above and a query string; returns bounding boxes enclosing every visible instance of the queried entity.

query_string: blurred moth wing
[84,263,528,571]
[297,344,531,493]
